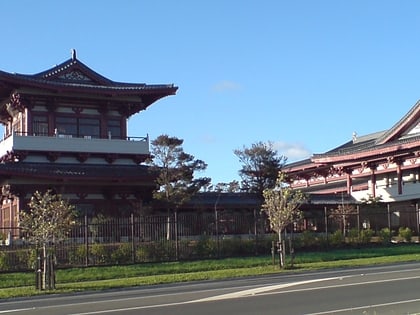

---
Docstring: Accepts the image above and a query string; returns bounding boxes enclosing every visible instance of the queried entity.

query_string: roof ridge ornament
[352,131,357,143]
[71,49,77,61]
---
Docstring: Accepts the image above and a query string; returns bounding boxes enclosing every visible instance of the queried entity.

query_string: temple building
[0,50,177,231]
[284,101,420,233]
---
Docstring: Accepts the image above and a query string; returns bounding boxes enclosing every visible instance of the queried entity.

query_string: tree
[148,135,210,238]
[208,180,241,193]
[329,204,358,238]
[19,190,76,290]
[234,141,286,198]
[262,172,306,268]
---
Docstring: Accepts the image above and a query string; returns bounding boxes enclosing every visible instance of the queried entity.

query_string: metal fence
[0,205,419,272]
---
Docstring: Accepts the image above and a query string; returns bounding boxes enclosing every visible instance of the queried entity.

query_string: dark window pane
[79,118,100,138]
[107,119,121,139]
[56,117,77,137]
[33,115,48,136]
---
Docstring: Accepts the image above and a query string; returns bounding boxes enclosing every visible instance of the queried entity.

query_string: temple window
[107,119,121,139]
[79,118,100,138]
[56,116,100,138]
[32,115,49,136]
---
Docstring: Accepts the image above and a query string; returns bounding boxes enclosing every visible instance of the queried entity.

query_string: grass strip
[0,244,419,299]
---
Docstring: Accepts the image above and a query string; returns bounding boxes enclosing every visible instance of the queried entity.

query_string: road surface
[1,262,420,314]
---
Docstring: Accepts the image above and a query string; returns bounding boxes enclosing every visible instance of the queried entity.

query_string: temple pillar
[396,162,403,195]
[369,163,377,198]
[345,169,352,194]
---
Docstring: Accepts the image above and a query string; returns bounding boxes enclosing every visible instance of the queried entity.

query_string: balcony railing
[0,132,150,158]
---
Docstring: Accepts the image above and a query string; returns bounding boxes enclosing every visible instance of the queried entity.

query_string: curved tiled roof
[0,52,178,103]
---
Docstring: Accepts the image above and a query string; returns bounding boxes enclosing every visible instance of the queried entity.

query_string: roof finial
[71,49,77,60]
[352,131,357,143]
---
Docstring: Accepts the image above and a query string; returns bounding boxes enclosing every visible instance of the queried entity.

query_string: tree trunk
[278,231,285,268]
[42,244,48,290]
[42,244,55,290]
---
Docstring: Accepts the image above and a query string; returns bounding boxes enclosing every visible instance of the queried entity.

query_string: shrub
[378,227,392,244]
[348,228,360,244]
[135,244,149,262]
[15,248,37,270]
[398,227,412,242]
[359,229,374,244]
[90,243,109,264]
[69,245,87,266]
[0,251,10,271]
[195,235,218,258]
[297,231,317,248]
[330,230,344,247]
[111,243,133,264]
[220,237,254,257]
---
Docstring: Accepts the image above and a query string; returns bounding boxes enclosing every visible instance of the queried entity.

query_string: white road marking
[0,309,34,314]
[192,277,339,302]
[69,277,340,314]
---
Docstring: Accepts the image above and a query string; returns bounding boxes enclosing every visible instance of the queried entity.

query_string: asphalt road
[1,262,420,314]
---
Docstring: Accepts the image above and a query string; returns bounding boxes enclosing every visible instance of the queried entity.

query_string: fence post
[215,208,220,258]
[131,213,135,264]
[175,210,179,261]
[84,215,89,266]
[324,206,328,245]
[254,209,258,256]
[416,203,419,237]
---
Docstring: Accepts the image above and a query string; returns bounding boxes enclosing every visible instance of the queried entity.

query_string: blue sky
[2,1,420,185]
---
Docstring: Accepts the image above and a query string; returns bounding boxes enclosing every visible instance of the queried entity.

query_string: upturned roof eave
[312,136,420,164]
[375,99,420,145]
[0,70,177,96]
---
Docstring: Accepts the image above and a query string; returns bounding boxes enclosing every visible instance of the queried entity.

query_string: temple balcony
[0,132,150,158]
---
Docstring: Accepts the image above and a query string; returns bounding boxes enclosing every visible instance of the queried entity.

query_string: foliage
[359,229,374,244]
[348,228,360,243]
[360,194,383,206]
[19,190,77,290]
[329,204,358,236]
[234,141,286,197]
[378,227,392,244]
[20,190,76,246]
[262,172,306,236]
[208,181,241,193]
[148,135,211,209]
[329,230,344,247]
[111,243,133,264]
[398,227,412,242]
[262,172,306,267]
[90,243,109,265]
[195,235,218,258]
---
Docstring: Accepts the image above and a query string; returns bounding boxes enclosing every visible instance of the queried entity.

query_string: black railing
[0,206,419,272]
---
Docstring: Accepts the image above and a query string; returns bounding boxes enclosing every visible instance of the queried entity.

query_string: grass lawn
[0,243,419,299]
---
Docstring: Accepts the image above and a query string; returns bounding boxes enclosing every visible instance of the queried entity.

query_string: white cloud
[212,80,242,92]
[272,141,312,162]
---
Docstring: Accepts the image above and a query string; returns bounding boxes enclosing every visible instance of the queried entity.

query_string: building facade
[0,51,177,232]
[284,101,420,233]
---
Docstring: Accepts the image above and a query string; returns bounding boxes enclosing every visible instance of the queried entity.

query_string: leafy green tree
[148,135,210,238]
[234,141,286,198]
[20,190,76,290]
[262,172,306,268]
